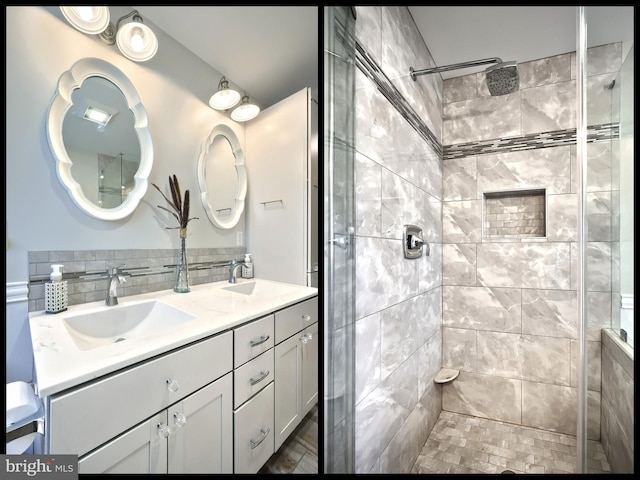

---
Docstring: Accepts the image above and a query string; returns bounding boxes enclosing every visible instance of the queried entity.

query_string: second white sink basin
[221,280,298,297]
[62,300,197,351]
[222,281,258,295]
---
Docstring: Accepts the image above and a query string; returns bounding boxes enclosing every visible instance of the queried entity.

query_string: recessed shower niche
[483,189,546,239]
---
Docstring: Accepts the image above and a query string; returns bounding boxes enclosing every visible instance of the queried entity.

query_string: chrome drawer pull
[249,370,270,386]
[250,427,270,449]
[250,335,270,347]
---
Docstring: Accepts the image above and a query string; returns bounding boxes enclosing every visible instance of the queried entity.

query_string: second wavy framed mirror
[197,124,247,229]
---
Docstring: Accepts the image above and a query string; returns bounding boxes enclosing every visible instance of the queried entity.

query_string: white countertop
[29,278,318,398]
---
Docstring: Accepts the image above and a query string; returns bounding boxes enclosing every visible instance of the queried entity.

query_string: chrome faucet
[106,264,126,306]
[228,259,243,284]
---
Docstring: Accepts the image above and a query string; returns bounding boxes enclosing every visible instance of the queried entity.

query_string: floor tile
[411,410,610,474]
[259,404,318,474]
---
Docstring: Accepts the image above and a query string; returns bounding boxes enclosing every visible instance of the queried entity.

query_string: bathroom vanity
[28,278,318,474]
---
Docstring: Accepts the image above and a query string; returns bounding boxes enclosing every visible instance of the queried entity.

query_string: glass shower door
[323,6,356,474]
[579,6,634,473]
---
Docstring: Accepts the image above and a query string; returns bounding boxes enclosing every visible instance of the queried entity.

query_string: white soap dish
[434,368,460,384]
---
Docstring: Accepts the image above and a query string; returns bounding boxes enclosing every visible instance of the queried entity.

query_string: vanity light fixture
[60,7,158,62]
[99,10,158,62]
[60,7,110,35]
[209,76,241,110]
[231,94,260,122]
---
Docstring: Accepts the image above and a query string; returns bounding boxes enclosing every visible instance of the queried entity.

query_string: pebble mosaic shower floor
[411,411,611,474]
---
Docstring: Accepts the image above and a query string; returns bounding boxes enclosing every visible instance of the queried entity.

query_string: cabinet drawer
[233,382,274,474]
[274,297,317,344]
[49,331,233,457]
[234,349,274,409]
[234,314,274,367]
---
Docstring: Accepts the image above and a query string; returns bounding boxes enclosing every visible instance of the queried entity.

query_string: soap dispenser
[50,264,63,282]
[242,254,254,279]
[45,264,68,314]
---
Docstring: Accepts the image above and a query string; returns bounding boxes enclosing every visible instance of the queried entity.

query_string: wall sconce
[60,6,110,34]
[60,7,158,62]
[209,76,241,110]
[231,95,260,122]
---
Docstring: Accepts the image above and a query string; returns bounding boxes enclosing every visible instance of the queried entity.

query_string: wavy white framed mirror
[46,57,153,220]
[197,124,247,229]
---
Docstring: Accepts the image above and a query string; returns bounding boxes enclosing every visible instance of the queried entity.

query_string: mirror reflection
[197,124,246,229]
[64,76,140,209]
[205,135,236,218]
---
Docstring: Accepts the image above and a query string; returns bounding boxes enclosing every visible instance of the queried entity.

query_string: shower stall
[323,6,633,474]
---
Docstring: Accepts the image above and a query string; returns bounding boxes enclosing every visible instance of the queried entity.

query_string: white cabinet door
[78,412,167,474]
[79,374,233,475]
[301,321,318,417]
[274,333,303,450]
[168,372,233,474]
[246,88,310,286]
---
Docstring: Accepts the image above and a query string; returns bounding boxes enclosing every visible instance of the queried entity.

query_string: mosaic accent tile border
[27,247,245,312]
[444,123,619,161]
[355,41,443,158]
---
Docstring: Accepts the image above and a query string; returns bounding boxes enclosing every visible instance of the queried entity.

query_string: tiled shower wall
[27,247,245,312]
[353,6,443,474]
[440,43,621,439]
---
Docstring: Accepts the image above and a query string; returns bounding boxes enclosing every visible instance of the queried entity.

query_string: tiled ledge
[602,328,634,380]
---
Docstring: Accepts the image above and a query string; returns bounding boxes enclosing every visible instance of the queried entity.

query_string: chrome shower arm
[410,57,502,80]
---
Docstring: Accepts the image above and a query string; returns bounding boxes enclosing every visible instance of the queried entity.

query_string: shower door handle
[330,234,349,249]
[329,227,355,258]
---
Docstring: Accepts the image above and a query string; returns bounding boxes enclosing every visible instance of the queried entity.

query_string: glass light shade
[60,6,110,35]
[209,88,241,110]
[231,97,260,122]
[116,21,158,62]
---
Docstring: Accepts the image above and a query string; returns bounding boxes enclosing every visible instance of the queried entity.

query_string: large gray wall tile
[443,93,521,145]
[477,147,571,196]
[442,244,476,286]
[443,286,521,332]
[521,289,577,339]
[476,242,571,290]
[442,372,521,425]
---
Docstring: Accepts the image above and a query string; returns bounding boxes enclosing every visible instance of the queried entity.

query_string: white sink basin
[222,281,258,295]
[62,300,197,351]
[221,280,297,297]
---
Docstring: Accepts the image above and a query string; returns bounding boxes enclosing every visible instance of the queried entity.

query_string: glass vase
[174,233,190,293]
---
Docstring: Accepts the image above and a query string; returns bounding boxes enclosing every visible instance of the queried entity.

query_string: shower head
[485,61,519,96]
[409,57,519,96]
